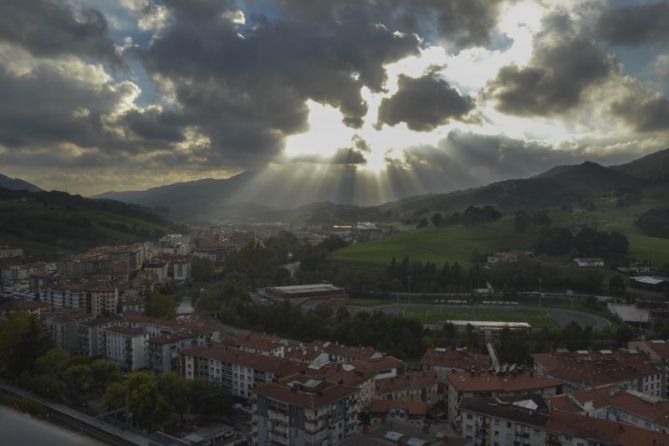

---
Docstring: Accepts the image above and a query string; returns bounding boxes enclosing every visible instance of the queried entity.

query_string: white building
[172,260,192,281]
[104,326,149,371]
[573,257,605,267]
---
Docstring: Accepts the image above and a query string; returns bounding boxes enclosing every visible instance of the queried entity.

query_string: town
[1,220,669,446]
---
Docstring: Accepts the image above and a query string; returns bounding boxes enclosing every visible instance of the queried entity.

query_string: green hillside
[0,189,178,258]
[331,201,669,268]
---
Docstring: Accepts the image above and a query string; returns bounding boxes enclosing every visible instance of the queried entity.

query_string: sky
[0,0,668,202]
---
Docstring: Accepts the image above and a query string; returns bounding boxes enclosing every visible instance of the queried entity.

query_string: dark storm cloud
[611,94,669,132]
[0,64,128,149]
[0,0,121,65]
[119,108,186,143]
[486,15,614,117]
[273,0,505,49]
[137,0,422,169]
[596,1,669,46]
[377,72,474,131]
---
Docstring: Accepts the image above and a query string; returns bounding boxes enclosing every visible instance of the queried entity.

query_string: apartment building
[549,383,669,434]
[147,329,220,374]
[459,395,669,446]
[39,283,119,317]
[629,339,669,398]
[420,347,490,381]
[105,326,149,371]
[374,371,440,407]
[0,298,49,321]
[447,370,562,427]
[253,374,360,446]
[180,344,302,399]
[532,349,662,397]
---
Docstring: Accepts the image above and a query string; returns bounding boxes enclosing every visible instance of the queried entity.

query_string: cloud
[274,0,505,49]
[0,0,121,65]
[377,72,474,131]
[330,148,367,165]
[486,14,614,116]
[611,93,669,132]
[136,0,421,169]
[596,1,669,46]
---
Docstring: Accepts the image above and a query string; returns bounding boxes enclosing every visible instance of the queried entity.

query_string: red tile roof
[368,399,428,416]
[182,344,301,375]
[375,372,438,394]
[254,374,357,410]
[549,384,669,430]
[629,340,669,360]
[420,347,489,371]
[532,350,660,386]
[448,371,562,393]
[546,410,669,446]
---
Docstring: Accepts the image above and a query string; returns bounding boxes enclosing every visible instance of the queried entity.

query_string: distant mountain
[96,148,669,224]
[0,188,178,258]
[0,174,42,192]
[613,147,669,184]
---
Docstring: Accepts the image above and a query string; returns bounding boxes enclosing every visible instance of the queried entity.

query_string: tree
[431,213,444,228]
[0,314,50,379]
[609,275,627,296]
[129,378,170,431]
[64,364,93,400]
[145,292,177,319]
[91,360,121,392]
[192,257,215,282]
[536,227,574,256]
[34,348,70,378]
[417,218,429,229]
[158,372,194,422]
[104,382,128,410]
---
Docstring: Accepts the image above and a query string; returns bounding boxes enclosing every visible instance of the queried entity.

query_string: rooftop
[459,396,550,427]
[532,350,659,385]
[375,371,438,394]
[182,344,301,375]
[368,400,428,416]
[420,347,490,370]
[447,371,562,393]
[106,326,147,336]
[254,374,357,410]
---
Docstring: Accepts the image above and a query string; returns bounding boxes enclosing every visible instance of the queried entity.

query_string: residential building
[629,339,669,398]
[77,315,123,357]
[253,374,360,446]
[172,259,192,281]
[421,347,490,381]
[447,371,562,427]
[0,246,23,259]
[43,311,89,352]
[144,262,168,283]
[366,400,428,428]
[222,334,286,358]
[1,264,30,283]
[459,396,550,446]
[89,286,119,317]
[180,344,302,399]
[374,371,439,407]
[104,326,149,371]
[147,329,219,374]
[549,383,669,434]
[532,349,662,396]
[0,298,49,321]
[459,395,669,446]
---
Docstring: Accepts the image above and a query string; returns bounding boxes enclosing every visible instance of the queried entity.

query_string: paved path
[0,380,150,446]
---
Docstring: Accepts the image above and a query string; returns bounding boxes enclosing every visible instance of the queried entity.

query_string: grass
[330,201,669,269]
[331,217,538,267]
[401,306,556,329]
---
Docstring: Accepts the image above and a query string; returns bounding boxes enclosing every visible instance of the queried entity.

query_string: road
[0,380,150,446]
[364,303,611,330]
[0,406,106,446]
